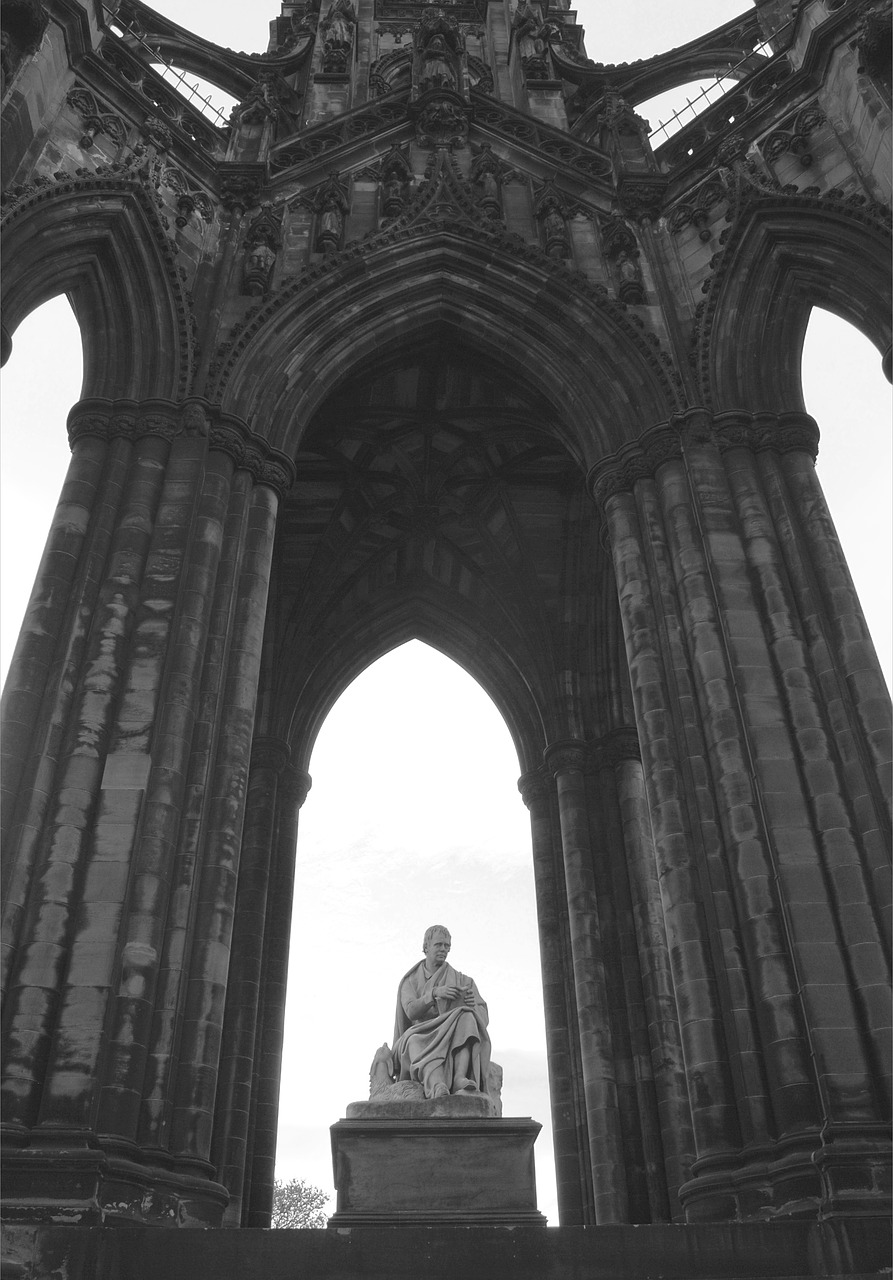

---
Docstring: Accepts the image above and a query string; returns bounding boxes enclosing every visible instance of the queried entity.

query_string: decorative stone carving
[142,115,173,153]
[320,0,357,73]
[414,97,469,149]
[857,6,892,90]
[534,182,570,259]
[411,9,466,101]
[220,163,266,213]
[313,173,350,252]
[470,145,503,220]
[161,166,213,225]
[66,87,128,151]
[242,202,283,296]
[602,215,645,304]
[517,768,551,809]
[379,145,413,219]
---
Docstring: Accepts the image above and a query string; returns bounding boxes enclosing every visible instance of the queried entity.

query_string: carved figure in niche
[318,193,344,250]
[244,240,276,294]
[616,249,645,304]
[472,148,502,220]
[321,0,356,73]
[412,10,466,102]
[390,926,493,1100]
[383,172,406,217]
[242,202,283,295]
[512,0,552,79]
[420,35,456,92]
[538,195,569,259]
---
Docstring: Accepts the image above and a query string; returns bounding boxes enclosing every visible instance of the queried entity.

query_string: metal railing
[647,25,794,143]
[101,4,232,126]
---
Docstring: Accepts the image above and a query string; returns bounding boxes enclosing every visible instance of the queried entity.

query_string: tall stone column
[0,399,294,1226]
[544,740,628,1224]
[243,763,311,1228]
[603,730,695,1220]
[591,410,892,1221]
[518,766,590,1225]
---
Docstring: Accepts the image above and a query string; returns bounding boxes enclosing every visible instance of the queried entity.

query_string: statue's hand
[434,983,459,1002]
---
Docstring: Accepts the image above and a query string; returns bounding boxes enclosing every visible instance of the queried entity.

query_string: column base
[0,1129,229,1227]
[680,1126,892,1222]
[329,1114,547,1228]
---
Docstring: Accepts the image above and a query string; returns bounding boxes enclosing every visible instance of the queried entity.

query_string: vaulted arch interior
[258,330,621,771]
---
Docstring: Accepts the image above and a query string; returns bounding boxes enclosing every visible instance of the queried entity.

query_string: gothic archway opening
[0,294,81,679]
[225,327,655,1229]
[803,307,892,689]
[275,639,555,1219]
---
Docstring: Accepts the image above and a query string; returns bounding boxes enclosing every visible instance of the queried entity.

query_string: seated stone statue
[393,924,491,1098]
[357,925,501,1115]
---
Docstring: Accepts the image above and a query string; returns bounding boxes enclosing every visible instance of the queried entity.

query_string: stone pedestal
[329,1100,547,1227]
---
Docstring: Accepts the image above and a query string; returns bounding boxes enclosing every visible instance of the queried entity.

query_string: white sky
[1,1,890,1228]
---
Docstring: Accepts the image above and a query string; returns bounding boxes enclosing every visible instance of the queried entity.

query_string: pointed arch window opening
[0,295,83,683]
[274,639,557,1220]
[803,307,892,691]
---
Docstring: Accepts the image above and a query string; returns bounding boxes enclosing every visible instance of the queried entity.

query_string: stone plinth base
[2,1221,890,1280]
[329,1113,547,1227]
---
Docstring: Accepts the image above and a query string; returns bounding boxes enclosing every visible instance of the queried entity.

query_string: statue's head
[423,925,451,963]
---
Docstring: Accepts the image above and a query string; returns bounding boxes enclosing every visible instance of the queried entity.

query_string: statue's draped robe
[392,961,491,1097]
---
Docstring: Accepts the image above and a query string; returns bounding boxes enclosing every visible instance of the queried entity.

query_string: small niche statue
[364,925,502,1112]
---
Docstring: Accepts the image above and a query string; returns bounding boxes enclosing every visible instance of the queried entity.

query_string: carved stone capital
[281,766,312,809]
[250,736,291,774]
[517,768,552,809]
[66,399,296,496]
[713,411,819,459]
[587,422,684,508]
[67,400,180,446]
[208,421,295,496]
[544,739,588,776]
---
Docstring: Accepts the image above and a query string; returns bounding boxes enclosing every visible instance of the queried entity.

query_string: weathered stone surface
[347,1094,499,1119]
[1,0,890,1242]
[2,1220,890,1280]
[330,1116,547,1227]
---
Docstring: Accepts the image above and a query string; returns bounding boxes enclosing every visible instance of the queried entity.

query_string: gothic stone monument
[329,925,547,1227]
[1,0,891,1274]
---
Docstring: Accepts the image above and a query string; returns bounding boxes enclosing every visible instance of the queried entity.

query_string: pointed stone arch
[698,191,892,411]
[0,177,196,400]
[213,226,682,465]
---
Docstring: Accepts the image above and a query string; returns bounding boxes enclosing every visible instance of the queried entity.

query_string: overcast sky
[1,1,890,1226]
